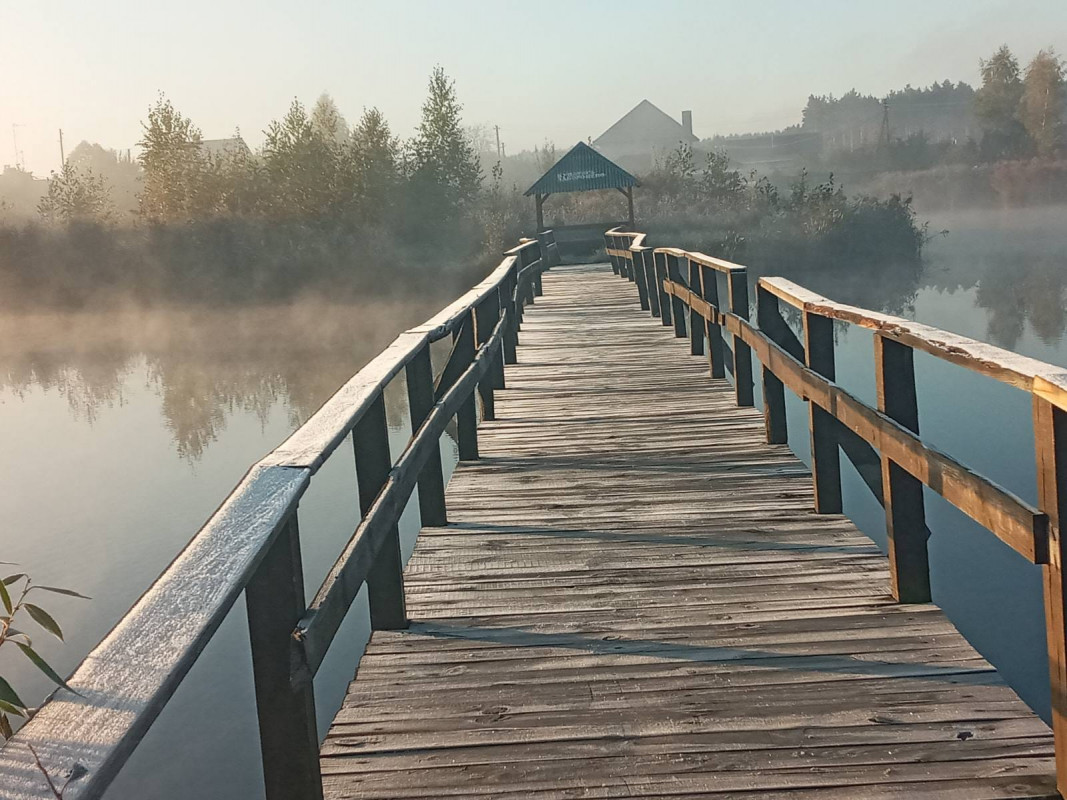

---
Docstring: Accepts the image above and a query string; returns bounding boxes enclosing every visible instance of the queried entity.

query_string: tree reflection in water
[0,297,447,459]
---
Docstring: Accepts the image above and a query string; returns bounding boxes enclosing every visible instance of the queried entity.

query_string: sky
[2,0,1066,176]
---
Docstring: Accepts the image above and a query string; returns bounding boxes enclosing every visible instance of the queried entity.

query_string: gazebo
[525,142,639,240]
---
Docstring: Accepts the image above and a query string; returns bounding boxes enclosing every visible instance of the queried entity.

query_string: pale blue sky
[2,0,1065,175]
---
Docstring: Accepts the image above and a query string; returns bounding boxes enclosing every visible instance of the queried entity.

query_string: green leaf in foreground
[0,580,11,615]
[0,676,26,710]
[2,574,26,586]
[16,644,76,694]
[25,604,63,641]
[0,713,13,739]
[28,586,90,600]
[0,699,26,717]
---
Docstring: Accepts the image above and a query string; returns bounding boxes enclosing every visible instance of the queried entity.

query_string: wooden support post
[522,247,538,304]
[688,258,704,357]
[536,193,544,232]
[667,255,687,339]
[701,265,725,379]
[728,271,754,407]
[474,292,501,421]
[246,515,324,800]
[805,312,843,513]
[875,334,930,603]
[626,186,635,229]
[1035,394,1067,797]
[655,252,672,328]
[454,312,479,461]
[633,249,650,311]
[626,251,635,282]
[405,343,447,527]
[644,251,661,317]
[756,286,788,444]
[608,235,620,275]
[503,271,518,364]
[353,393,408,629]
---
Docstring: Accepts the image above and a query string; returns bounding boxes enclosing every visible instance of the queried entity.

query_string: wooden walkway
[320,263,1056,799]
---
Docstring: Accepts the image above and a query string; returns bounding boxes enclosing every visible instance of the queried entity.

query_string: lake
[1,205,1065,797]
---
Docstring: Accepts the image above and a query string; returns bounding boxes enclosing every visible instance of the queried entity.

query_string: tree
[67,141,141,217]
[1020,49,1065,158]
[262,99,340,219]
[349,107,399,221]
[37,163,114,223]
[138,95,208,222]
[409,67,482,216]
[974,46,1030,159]
[310,93,349,148]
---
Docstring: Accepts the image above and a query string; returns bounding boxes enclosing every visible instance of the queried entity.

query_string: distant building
[593,100,697,173]
[199,137,250,160]
[0,166,49,221]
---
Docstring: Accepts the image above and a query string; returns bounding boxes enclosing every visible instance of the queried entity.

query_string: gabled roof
[199,137,250,159]
[594,100,697,149]
[525,142,638,196]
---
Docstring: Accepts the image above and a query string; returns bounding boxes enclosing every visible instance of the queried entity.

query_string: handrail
[606,228,1067,798]
[0,236,553,799]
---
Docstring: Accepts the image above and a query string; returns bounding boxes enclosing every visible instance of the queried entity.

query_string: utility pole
[11,124,24,170]
[494,125,502,161]
[878,100,891,150]
[59,128,65,167]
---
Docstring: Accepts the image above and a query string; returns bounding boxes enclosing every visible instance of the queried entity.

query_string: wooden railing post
[756,286,788,444]
[804,312,843,513]
[246,514,324,800]
[728,271,754,407]
[475,291,501,421]
[521,247,537,306]
[687,257,704,357]
[608,234,620,275]
[700,265,726,379]
[353,393,408,629]
[532,248,544,296]
[1034,391,1067,797]
[667,254,687,339]
[644,250,661,318]
[451,312,479,460]
[503,269,518,364]
[406,342,447,527]
[875,334,930,603]
[655,252,672,328]
[633,249,650,311]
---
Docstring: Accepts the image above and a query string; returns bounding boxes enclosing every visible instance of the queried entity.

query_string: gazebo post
[626,186,635,229]
[536,193,545,232]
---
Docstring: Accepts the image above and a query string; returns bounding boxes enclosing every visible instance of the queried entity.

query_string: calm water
[0,206,1065,797]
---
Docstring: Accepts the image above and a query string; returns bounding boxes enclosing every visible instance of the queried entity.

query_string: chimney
[682,110,693,139]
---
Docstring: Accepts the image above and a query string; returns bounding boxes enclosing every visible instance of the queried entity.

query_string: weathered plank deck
[321,263,1056,799]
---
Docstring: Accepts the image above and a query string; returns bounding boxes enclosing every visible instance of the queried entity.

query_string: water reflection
[0,299,444,459]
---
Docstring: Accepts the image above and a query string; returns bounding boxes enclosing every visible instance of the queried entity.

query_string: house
[593,100,697,173]
[199,137,250,161]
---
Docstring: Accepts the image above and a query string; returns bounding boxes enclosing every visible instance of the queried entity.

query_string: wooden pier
[320,264,1055,799]
[5,230,1067,800]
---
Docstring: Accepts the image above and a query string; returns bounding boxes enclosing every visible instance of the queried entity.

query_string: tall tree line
[30,67,509,234]
[801,46,1064,163]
